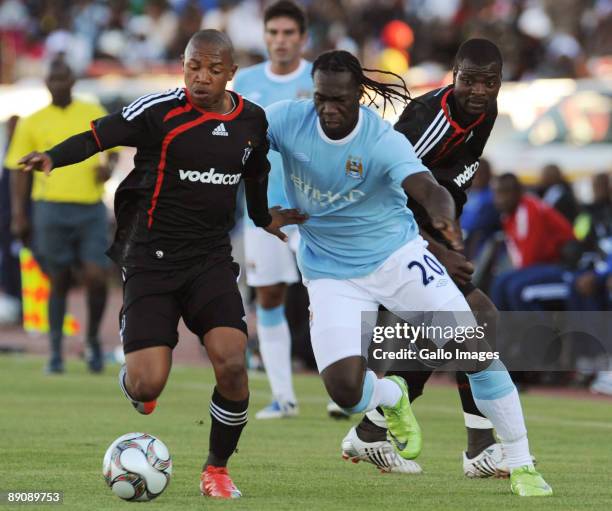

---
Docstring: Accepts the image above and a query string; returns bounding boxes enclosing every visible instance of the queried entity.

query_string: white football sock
[468,361,533,470]
[257,304,296,404]
[371,376,403,408]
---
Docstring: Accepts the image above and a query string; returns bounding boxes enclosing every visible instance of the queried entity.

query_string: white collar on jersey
[223,92,237,115]
[317,108,363,146]
[264,59,308,83]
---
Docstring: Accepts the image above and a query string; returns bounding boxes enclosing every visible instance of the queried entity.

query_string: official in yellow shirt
[5,95,111,204]
[5,58,117,374]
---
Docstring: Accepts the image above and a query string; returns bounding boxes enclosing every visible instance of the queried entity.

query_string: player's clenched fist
[18,151,53,175]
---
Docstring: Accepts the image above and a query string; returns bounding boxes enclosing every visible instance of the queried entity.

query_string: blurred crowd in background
[0,0,611,391]
[1,0,612,83]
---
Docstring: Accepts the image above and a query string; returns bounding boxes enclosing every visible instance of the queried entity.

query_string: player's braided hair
[312,50,412,114]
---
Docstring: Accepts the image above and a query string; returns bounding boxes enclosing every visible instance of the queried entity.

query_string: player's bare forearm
[403,172,455,220]
[402,172,462,250]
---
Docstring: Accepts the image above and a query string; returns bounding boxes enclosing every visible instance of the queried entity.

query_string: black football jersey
[91,88,270,268]
[395,85,497,226]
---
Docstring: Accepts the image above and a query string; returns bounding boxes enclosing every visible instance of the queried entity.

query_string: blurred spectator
[144,0,179,55]
[201,0,266,60]
[72,0,111,50]
[167,1,204,59]
[4,58,117,374]
[94,0,129,63]
[0,0,609,81]
[569,173,612,395]
[537,163,578,222]
[567,172,612,311]
[120,1,180,71]
[45,29,93,76]
[490,173,575,310]
[0,115,22,324]
[0,0,30,83]
[461,158,500,260]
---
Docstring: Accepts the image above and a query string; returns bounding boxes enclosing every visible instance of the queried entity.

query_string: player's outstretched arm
[402,171,463,251]
[18,130,102,175]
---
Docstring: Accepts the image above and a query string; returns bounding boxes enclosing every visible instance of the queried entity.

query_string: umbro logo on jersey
[453,161,480,187]
[212,123,229,136]
[179,168,240,185]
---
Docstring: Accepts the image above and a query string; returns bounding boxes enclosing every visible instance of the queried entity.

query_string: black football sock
[204,387,248,469]
[355,413,387,443]
[466,427,497,459]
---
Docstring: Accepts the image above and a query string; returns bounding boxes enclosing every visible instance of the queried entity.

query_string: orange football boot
[200,466,242,499]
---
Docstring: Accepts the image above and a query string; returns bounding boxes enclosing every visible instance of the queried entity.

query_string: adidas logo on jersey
[179,168,240,185]
[212,123,228,136]
[453,161,479,187]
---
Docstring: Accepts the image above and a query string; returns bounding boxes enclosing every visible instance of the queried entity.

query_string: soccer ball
[103,432,172,501]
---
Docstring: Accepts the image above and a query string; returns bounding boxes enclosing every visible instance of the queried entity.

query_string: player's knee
[128,373,165,402]
[256,284,285,309]
[214,356,247,392]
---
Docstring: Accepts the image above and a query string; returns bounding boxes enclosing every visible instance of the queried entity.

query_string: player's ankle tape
[256,304,285,327]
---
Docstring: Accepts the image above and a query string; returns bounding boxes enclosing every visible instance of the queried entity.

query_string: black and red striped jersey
[91,88,270,269]
[395,85,497,225]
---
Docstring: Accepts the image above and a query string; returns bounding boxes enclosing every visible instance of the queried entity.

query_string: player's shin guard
[256,304,296,404]
[342,370,402,415]
[467,360,532,470]
[206,387,249,468]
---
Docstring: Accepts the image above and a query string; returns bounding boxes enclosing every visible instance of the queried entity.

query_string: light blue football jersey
[266,99,430,280]
[233,59,312,210]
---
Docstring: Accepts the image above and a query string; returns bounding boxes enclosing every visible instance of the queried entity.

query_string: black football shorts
[119,258,247,354]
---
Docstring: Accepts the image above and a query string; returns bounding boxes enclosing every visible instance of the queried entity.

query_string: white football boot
[255,400,299,419]
[341,427,422,474]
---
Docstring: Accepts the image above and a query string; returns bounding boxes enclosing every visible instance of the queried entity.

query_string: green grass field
[1,355,611,510]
